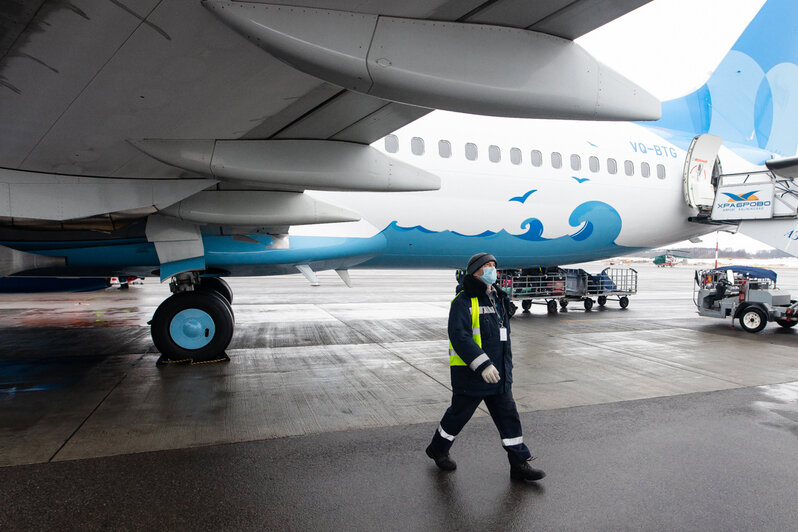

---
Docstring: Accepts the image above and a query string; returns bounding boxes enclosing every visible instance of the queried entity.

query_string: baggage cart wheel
[559,298,568,309]
[547,300,558,314]
[597,295,607,307]
[508,301,518,318]
[584,298,594,311]
[619,296,629,309]
[739,307,767,333]
[522,300,532,312]
[776,319,798,329]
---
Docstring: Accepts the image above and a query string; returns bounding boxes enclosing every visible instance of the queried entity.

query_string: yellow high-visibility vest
[449,293,482,366]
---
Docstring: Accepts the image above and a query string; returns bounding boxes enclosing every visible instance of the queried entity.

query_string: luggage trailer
[500,267,638,313]
[694,265,798,333]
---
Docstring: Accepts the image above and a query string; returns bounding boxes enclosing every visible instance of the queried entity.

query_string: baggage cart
[501,267,567,314]
[562,267,638,310]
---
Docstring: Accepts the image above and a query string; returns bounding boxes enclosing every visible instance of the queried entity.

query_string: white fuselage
[292,111,753,268]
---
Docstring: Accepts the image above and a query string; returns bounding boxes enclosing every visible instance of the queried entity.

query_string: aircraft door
[683,134,722,209]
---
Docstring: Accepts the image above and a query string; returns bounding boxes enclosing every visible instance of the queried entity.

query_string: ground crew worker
[425,252,545,483]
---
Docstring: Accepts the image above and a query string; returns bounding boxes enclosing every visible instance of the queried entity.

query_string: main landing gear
[151,272,234,365]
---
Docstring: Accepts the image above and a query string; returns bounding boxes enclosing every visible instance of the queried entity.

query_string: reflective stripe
[502,436,524,446]
[449,351,467,366]
[469,353,490,371]
[472,327,480,335]
[479,306,496,314]
[438,425,455,441]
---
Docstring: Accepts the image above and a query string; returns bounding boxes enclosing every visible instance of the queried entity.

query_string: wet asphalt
[3,384,798,531]
[3,263,798,530]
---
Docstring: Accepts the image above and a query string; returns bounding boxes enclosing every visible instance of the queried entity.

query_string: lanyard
[487,289,503,327]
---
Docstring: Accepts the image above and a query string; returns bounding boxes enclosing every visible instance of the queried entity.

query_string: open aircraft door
[683,134,723,210]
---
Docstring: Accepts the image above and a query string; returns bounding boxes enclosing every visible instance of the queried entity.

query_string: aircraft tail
[652,0,798,160]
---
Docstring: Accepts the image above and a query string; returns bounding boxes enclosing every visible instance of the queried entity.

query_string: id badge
[499,327,507,341]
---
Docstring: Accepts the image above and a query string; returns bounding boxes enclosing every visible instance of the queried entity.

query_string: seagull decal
[509,189,537,203]
[571,176,590,184]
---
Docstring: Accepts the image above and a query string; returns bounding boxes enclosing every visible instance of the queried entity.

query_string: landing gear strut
[151,272,234,365]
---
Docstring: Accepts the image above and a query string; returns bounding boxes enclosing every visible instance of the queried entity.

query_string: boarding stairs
[684,134,798,258]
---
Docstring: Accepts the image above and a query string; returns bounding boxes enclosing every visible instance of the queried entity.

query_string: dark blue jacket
[448,274,513,397]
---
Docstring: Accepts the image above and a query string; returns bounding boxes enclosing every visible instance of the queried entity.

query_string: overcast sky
[578,0,771,251]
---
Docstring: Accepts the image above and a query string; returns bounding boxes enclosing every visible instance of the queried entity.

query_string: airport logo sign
[711,185,774,221]
[722,191,760,203]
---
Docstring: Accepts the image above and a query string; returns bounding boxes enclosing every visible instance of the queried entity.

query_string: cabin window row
[385,135,667,179]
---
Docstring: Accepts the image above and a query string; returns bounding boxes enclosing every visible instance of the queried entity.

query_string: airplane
[0,0,794,364]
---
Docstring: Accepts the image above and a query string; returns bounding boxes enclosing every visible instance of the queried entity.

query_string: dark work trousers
[428,390,532,465]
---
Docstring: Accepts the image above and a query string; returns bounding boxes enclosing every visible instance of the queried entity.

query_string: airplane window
[439,140,451,158]
[551,152,562,169]
[570,154,581,171]
[624,160,634,176]
[385,134,399,153]
[589,156,599,173]
[657,164,666,179]
[607,158,617,175]
[510,147,522,165]
[411,136,425,156]
[489,145,501,163]
[641,162,651,178]
[465,142,478,161]
[530,150,542,167]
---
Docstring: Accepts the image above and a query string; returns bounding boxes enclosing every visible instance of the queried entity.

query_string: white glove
[481,364,500,383]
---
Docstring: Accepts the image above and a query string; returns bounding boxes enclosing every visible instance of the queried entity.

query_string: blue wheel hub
[169,308,215,350]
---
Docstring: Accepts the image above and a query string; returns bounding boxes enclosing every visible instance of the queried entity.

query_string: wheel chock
[156,352,230,366]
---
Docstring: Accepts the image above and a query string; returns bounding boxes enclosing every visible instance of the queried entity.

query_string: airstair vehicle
[685,134,798,257]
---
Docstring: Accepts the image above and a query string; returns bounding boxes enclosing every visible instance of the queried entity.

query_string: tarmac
[3,262,798,530]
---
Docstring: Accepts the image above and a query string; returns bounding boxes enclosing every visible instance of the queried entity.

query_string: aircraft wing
[1,0,655,180]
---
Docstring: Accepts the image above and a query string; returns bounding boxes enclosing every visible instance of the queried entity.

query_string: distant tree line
[632,248,792,259]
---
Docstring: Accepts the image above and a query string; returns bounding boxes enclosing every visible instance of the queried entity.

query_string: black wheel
[776,319,798,329]
[198,277,233,304]
[559,299,568,309]
[521,300,532,312]
[547,300,557,313]
[597,295,607,307]
[619,296,629,309]
[151,291,234,362]
[584,298,594,311]
[507,301,517,318]
[739,307,768,333]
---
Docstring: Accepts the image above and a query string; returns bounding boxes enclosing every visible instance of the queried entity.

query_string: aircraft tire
[151,291,234,362]
[522,300,532,312]
[597,295,607,307]
[739,307,767,333]
[776,319,798,329]
[619,296,629,309]
[198,277,233,305]
[584,298,594,311]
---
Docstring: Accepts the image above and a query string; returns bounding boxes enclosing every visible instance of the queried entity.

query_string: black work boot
[510,459,545,482]
[425,444,457,471]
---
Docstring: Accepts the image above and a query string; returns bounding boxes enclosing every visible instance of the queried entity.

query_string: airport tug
[694,266,798,333]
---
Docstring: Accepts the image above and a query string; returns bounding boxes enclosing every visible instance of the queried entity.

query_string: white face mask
[480,266,497,285]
